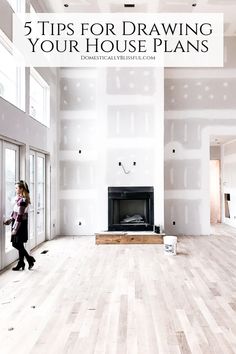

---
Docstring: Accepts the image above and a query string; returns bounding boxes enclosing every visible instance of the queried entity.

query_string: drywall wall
[164,37,236,235]
[0,0,12,39]
[59,67,164,235]
[59,37,236,236]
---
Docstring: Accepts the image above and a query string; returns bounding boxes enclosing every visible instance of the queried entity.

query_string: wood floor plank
[1,226,236,353]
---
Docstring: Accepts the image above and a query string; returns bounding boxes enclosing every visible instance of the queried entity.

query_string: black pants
[12,242,30,263]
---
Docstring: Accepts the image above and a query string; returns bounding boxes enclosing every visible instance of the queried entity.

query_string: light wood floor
[1,225,236,354]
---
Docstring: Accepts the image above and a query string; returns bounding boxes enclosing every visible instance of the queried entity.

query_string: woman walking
[3,180,36,271]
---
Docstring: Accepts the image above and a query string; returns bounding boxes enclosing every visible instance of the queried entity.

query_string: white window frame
[29,68,50,127]
[29,150,46,248]
[1,140,20,266]
[0,29,25,111]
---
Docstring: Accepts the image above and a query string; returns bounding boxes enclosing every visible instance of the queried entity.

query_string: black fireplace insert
[108,186,154,231]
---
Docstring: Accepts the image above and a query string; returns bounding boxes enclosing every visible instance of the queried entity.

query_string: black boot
[12,261,25,271]
[28,256,36,270]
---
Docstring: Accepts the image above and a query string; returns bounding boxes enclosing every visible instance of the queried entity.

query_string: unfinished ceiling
[210,135,236,146]
[38,0,236,35]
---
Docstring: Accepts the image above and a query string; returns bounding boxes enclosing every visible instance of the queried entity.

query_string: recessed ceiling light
[64,3,69,7]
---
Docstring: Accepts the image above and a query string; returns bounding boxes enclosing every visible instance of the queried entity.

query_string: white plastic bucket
[163,236,177,256]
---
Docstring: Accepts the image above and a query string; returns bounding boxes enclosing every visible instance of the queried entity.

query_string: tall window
[30,4,36,13]
[29,68,50,127]
[4,144,19,252]
[0,30,25,110]
[6,0,25,12]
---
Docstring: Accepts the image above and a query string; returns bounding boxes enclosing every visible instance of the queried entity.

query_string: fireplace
[108,186,154,231]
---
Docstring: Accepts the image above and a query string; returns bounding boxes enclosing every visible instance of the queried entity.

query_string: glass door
[29,151,46,248]
[29,152,36,248]
[1,142,19,267]
[36,154,46,244]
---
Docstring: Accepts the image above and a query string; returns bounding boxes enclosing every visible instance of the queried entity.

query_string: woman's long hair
[16,180,31,204]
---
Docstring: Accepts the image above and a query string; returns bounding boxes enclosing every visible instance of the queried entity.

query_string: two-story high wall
[59,67,164,235]
[164,37,236,235]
